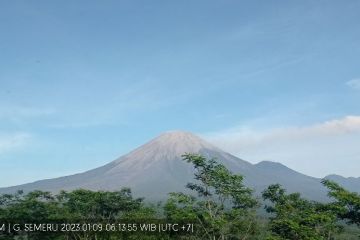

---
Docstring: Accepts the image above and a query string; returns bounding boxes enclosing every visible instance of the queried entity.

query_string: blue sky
[1,0,360,186]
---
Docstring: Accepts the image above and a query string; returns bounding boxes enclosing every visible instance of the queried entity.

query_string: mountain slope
[0,131,357,201]
[253,161,328,201]
[325,174,360,192]
[0,131,252,199]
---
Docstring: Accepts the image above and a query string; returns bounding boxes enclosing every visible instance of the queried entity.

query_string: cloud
[346,79,360,90]
[204,116,360,178]
[0,132,31,154]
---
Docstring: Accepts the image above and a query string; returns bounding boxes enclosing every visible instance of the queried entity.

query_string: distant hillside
[325,174,360,192]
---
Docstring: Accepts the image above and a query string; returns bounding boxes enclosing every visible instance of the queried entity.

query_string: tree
[0,188,156,240]
[262,184,342,240]
[57,188,144,221]
[0,190,62,240]
[56,188,149,240]
[164,153,259,240]
[322,179,360,226]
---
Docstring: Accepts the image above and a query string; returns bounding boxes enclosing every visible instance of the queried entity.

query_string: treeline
[0,154,359,240]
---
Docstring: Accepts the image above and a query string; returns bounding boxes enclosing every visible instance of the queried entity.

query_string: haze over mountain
[1,131,359,201]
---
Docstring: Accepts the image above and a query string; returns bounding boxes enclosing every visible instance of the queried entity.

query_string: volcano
[1,131,359,201]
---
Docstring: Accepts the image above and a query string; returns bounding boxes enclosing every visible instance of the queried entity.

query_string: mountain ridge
[1,131,358,201]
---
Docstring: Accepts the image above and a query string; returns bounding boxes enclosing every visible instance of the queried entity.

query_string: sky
[1,0,360,187]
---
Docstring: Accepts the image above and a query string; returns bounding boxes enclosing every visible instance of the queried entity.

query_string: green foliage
[335,224,360,240]
[0,188,156,240]
[262,184,342,240]
[0,155,359,240]
[164,153,259,240]
[322,179,360,226]
[0,190,61,239]
[56,188,144,220]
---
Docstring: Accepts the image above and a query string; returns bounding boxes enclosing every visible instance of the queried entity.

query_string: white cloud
[0,133,31,154]
[204,116,360,178]
[346,79,360,90]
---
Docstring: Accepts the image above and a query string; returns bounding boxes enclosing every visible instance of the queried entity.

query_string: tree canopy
[322,179,360,226]
[262,184,342,240]
[165,153,259,240]
[0,155,359,240]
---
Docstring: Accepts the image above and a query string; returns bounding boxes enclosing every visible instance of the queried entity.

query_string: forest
[0,154,359,240]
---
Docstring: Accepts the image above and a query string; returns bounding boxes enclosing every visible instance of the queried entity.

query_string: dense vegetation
[0,154,359,239]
